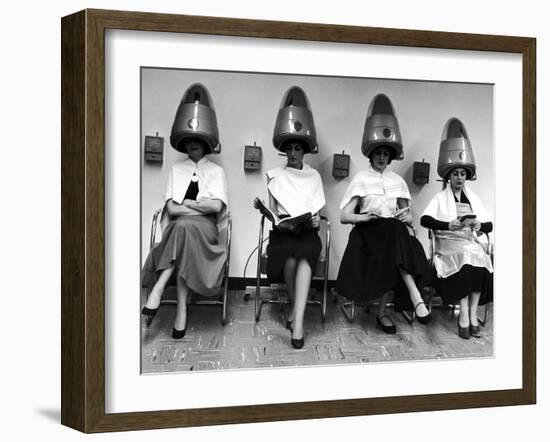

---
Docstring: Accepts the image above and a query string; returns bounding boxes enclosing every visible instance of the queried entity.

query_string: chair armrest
[428,229,436,265]
[225,212,232,251]
[481,231,493,257]
[149,208,163,251]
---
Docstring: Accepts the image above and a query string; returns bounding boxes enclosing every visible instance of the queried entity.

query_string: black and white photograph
[5,0,543,439]
[140,67,494,374]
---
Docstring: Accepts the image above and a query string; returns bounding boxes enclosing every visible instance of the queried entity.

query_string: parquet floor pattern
[141,288,493,374]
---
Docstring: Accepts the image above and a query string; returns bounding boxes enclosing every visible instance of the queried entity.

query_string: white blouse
[266,164,326,217]
[340,165,411,217]
[164,157,227,207]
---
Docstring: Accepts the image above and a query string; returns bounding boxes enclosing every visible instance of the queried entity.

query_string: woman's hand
[180,198,222,214]
[469,219,481,231]
[396,210,412,224]
[166,199,200,217]
[449,219,464,231]
[359,209,381,223]
[311,212,321,228]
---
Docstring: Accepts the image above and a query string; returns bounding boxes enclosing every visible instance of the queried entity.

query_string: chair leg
[321,281,327,322]
[401,310,415,325]
[478,303,489,327]
[341,301,356,323]
[254,218,265,322]
[254,283,262,322]
[221,275,228,326]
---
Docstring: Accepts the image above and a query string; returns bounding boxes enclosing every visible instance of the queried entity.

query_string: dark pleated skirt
[336,218,433,309]
[266,228,322,283]
[141,214,226,297]
[437,264,493,306]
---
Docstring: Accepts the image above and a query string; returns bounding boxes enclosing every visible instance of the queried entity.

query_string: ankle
[414,301,428,316]
[145,292,161,308]
[291,323,303,337]
[174,314,187,329]
[458,312,469,327]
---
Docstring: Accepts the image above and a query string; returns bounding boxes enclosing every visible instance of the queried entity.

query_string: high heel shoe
[376,314,396,334]
[172,328,186,339]
[291,335,304,349]
[285,319,294,330]
[414,301,432,325]
[457,317,470,340]
[289,323,304,349]
[141,306,159,326]
[469,324,481,338]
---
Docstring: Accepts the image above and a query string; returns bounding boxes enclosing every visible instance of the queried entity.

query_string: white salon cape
[266,164,325,217]
[422,184,493,278]
[339,165,411,217]
[161,157,228,231]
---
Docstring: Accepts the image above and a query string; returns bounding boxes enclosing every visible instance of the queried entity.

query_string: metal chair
[144,208,232,325]
[427,228,492,325]
[252,215,331,323]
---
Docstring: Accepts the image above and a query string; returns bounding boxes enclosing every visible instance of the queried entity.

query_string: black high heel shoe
[291,334,304,349]
[376,314,397,334]
[141,306,159,326]
[469,324,481,338]
[172,328,186,339]
[457,316,470,340]
[414,301,432,325]
[288,322,304,349]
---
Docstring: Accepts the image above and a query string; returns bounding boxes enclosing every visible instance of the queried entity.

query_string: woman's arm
[420,215,465,231]
[340,197,380,225]
[396,198,413,224]
[165,199,202,217]
[182,198,223,215]
[420,215,450,230]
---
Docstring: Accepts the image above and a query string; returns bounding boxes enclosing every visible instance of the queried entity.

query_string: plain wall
[142,69,493,279]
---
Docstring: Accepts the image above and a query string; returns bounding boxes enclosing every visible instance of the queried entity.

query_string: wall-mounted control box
[413,160,430,185]
[144,134,164,163]
[332,151,350,178]
[244,143,262,171]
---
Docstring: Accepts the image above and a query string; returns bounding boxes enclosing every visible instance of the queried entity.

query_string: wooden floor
[141,288,493,374]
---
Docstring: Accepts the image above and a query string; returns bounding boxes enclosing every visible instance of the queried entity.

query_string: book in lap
[359,206,409,218]
[253,198,313,233]
[392,206,410,218]
[456,202,476,224]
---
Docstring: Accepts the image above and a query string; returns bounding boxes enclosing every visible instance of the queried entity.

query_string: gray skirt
[141,215,227,297]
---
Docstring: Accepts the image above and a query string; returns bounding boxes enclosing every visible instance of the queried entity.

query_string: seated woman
[421,117,493,339]
[254,86,325,349]
[336,94,433,334]
[141,84,228,339]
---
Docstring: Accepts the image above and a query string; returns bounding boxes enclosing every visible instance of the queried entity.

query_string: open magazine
[459,214,477,223]
[253,197,313,233]
[393,206,410,218]
[456,203,477,224]
[359,206,409,218]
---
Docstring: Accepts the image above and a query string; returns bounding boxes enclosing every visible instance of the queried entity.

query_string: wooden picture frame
[61,8,536,433]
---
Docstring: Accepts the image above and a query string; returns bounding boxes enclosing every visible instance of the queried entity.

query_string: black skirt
[437,264,493,306]
[266,228,322,283]
[336,218,433,309]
